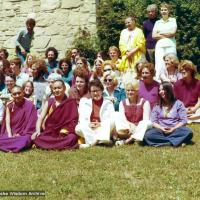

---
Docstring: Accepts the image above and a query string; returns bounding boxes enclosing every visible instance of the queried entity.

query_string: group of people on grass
[0,2,198,152]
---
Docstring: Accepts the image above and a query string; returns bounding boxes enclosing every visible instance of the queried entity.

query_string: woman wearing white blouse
[152,2,177,81]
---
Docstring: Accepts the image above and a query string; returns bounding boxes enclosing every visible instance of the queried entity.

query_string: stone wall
[0,0,97,58]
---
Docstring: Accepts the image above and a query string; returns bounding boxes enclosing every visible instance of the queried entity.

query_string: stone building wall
[0,0,97,58]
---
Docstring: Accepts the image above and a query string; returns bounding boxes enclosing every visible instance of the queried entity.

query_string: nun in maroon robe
[33,80,78,150]
[0,87,37,152]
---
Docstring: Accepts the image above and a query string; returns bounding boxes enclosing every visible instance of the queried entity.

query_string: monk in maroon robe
[0,85,37,152]
[33,80,78,150]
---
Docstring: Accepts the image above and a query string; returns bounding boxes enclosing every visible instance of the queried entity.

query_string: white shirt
[153,17,177,47]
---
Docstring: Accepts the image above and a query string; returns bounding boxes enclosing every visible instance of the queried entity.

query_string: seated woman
[160,53,182,84]
[108,46,122,71]
[21,54,36,73]
[30,59,48,109]
[22,80,36,104]
[174,60,200,123]
[69,67,90,106]
[75,57,91,73]
[138,62,159,109]
[103,70,126,111]
[90,58,104,81]
[1,73,16,103]
[144,82,193,147]
[115,79,151,145]
[0,85,37,152]
[32,80,79,150]
[59,58,73,86]
[0,58,11,91]
[75,79,115,148]
[103,60,122,87]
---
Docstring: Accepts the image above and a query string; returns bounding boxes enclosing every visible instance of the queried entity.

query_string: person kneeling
[32,80,79,150]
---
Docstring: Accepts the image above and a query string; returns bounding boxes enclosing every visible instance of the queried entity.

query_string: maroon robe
[0,99,37,152]
[34,97,78,150]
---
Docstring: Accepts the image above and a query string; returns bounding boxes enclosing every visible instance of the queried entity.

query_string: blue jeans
[144,127,193,147]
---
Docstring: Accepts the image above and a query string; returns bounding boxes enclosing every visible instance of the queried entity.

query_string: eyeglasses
[104,69,111,72]
[104,79,113,83]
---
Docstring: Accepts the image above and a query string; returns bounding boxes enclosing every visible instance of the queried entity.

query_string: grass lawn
[0,123,199,200]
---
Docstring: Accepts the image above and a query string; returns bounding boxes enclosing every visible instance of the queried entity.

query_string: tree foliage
[97,0,200,69]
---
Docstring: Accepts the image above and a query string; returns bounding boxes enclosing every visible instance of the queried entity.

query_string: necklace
[163,106,171,118]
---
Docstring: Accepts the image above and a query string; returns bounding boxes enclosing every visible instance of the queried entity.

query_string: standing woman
[144,82,193,147]
[119,16,146,72]
[32,80,79,150]
[152,2,177,80]
[0,85,37,152]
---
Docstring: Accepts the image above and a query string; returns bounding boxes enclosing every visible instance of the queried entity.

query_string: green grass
[0,124,199,200]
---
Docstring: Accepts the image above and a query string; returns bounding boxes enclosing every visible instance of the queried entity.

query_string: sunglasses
[104,69,111,72]
[104,79,113,83]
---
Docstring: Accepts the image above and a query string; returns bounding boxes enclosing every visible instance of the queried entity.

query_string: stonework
[0,0,97,58]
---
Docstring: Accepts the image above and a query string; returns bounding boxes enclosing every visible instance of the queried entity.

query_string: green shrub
[72,27,101,65]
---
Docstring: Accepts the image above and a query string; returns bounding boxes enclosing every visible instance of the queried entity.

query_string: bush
[72,27,101,65]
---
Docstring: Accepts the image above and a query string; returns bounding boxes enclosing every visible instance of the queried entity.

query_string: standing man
[15,18,36,64]
[143,4,158,63]
[119,16,146,72]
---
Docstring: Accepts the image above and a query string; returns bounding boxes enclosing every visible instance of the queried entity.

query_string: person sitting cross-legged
[75,79,115,148]
[0,85,37,152]
[32,80,79,150]
[144,82,193,147]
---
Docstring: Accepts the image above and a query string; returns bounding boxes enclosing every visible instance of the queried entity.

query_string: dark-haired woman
[69,67,90,106]
[144,82,193,147]
[59,58,73,86]
[76,79,115,148]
